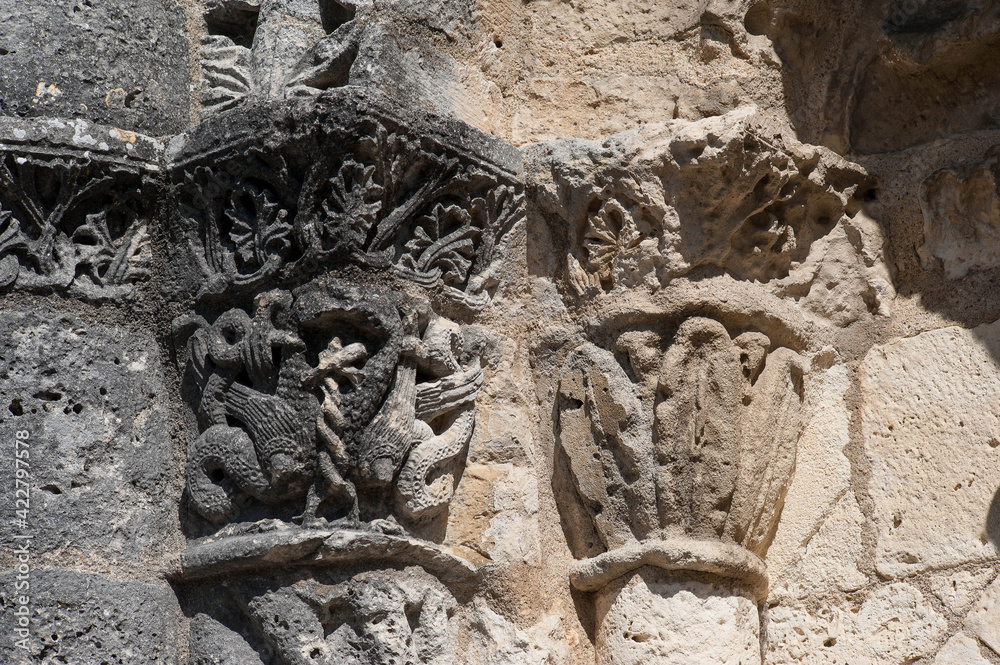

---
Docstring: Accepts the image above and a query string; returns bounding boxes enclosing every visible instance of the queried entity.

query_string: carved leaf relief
[555,317,806,560]
[0,153,151,299]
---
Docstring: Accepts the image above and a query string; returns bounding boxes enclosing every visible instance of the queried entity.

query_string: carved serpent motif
[185,292,317,524]
[182,282,483,526]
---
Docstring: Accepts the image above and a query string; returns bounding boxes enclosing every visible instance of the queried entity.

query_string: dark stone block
[0,569,181,664]
[0,117,163,301]
[0,311,178,563]
[0,0,190,135]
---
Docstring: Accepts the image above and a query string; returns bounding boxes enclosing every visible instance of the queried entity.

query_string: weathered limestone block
[0,117,161,301]
[764,583,947,665]
[928,567,997,618]
[932,633,992,665]
[0,0,189,134]
[0,310,177,564]
[765,359,866,600]
[964,575,1000,657]
[503,0,773,143]
[860,321,1000,578]
[772,494,867,599]
[462,599,571,665]
[0,569,182,665]
[595,568,760,665]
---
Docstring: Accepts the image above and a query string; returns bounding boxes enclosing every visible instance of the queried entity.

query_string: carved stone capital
[166,88,523,310]
[0,117,161,300]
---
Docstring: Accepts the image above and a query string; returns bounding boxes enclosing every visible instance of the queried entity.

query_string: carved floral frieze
[170,92,524,310]
[0,136,156,300]
[528,106,894,326]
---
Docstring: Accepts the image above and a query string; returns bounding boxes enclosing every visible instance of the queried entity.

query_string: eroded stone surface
[6,1,1000,663]
[0,311,176,565]
[764,583,947,665]
[861,322,1000,578]
[596,568,760,665]
[527,107,892,326]
[964,575,1000,656]
[0,0,190,134]
[0,569,181,665]
[766,358,861,600]
[932,632,992,665]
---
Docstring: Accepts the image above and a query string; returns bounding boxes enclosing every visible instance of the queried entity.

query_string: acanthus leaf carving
[554,315,807,592]
[199,0,362,117]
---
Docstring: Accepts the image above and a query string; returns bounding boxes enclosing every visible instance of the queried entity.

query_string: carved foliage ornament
[200,0,363,116]
[555,317,806,567]
[176,120,523,310]
[0,152,151,298]
[177,279,483,529]
[529,107,892,326]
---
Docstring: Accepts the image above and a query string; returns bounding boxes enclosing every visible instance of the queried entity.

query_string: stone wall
[1,1,999,663]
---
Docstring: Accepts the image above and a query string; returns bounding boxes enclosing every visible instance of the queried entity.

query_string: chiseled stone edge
[569,539,769,600]
[0,116,163,168]
[166,86,522,181]
[176,527,479,586]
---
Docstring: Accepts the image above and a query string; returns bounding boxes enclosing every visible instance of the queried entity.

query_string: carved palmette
[556,317,806,558]
[172,100,524,311]
[0,151,151,299]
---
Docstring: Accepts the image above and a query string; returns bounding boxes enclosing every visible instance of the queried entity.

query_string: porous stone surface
[0,310,178,567]
[861,322,1000,578]
[596,568,760,665]
[0,569,182,665]
[0,0,190,134]
[4,1,1000,663]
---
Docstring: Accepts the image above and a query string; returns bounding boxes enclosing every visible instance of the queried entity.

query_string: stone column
[570,540,769,665]
[0,119,185,664]
[166,87,523,664]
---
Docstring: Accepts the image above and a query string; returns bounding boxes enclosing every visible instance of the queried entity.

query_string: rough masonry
[2,1,1000,664]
